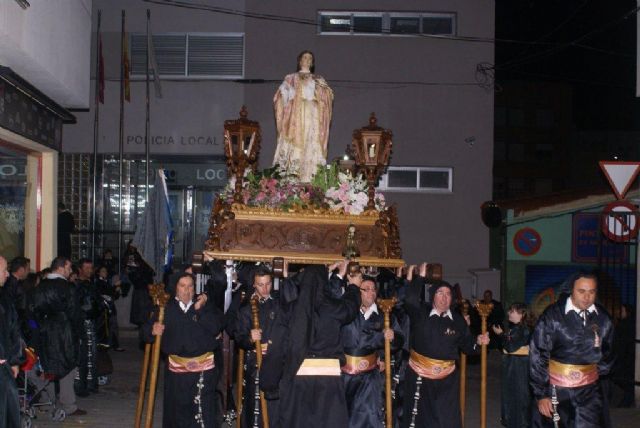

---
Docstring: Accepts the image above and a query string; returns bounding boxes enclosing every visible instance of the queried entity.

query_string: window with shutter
[130,33,244,79]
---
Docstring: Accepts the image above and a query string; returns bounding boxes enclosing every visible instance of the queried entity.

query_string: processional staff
[135,335,152,428]
[235,291,246,428]
[459,299,470,426]
[377,296,397,428]
[475,301,494,428]
[134,283,170,428]
[250,295,270,428]
[146,284,170,428]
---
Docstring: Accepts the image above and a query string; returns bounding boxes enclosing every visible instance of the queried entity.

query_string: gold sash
[549,359,598,388]
[168,352,215,373]
[408,350,455,380]
[503,345,529,356]
[342,353,378,375]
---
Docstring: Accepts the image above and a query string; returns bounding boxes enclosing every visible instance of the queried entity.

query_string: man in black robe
[146,273,224,428]
[482,289,505,350]
[260,261,361,428]
[341,276,403,428]
[231,266,285,427]
[530,272,614,428]
[401,263,488,428]
[73,258,101,396]
[0,255,23,428]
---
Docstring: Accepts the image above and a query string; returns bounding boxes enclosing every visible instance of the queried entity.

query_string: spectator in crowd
[482,289,505,350]
[1,256,30,309]
[0,255,23,428]
[98,249,117,277]
[95,266,124,351]
[57,203,75,259]
[31,256,86,416]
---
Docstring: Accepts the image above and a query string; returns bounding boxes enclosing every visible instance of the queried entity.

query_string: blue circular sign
[513,227,542,256]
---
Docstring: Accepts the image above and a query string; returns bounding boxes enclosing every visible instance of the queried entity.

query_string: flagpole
[91,9,102,262]
[145,9,151,203]
[118,10,125,272]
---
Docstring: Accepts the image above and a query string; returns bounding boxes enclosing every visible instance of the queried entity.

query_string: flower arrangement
[220,162,386,215]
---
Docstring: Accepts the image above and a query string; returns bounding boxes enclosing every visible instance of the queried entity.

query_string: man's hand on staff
[383,328,394,342]
[476,332,490,346]
[537,398,554,418]
[152,322,165,336]
[251,328,262,342]
[194,293,208,311]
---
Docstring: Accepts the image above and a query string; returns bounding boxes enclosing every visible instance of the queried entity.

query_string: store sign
[572,213,628,263]
[0,81,63,150]
[0,158,27,182]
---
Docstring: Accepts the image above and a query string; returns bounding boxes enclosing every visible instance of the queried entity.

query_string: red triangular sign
[599,161,640,200]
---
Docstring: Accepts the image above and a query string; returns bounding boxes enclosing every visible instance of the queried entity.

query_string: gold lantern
[223,106,261,203]
[351,113,393,210]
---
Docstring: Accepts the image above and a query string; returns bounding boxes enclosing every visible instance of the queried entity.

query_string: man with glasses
[341,276,403,428]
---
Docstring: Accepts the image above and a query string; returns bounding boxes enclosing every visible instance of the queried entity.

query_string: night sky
[496,0,639,132]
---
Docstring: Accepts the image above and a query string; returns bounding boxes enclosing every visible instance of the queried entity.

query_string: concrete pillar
[24,151,58,270]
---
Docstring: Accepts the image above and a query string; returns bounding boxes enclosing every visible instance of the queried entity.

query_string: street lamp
[351,113,393,211]
[223,106,261,203]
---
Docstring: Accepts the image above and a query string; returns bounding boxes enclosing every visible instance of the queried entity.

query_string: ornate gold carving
[205,194,403,266]
[203,250,405,268]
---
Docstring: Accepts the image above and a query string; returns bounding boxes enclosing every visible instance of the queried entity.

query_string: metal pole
[118,10,125,273]
[145,9,151,203]
[91,10,102,262]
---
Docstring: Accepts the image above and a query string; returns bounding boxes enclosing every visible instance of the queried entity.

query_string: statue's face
[299,52,313,71]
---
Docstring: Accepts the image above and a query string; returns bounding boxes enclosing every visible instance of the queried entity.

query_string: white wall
[0,0,92,108]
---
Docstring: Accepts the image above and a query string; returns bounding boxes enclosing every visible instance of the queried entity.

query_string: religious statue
[273,50,334,182]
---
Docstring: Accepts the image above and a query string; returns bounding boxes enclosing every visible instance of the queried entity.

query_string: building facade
[0,0,90,269]
[59,0,495,291]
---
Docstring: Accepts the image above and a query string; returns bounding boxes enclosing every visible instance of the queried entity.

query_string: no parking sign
[601,200,639,242]
[513,227,542,256]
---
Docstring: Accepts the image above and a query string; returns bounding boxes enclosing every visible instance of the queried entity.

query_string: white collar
[564,297,597,315]
[429,308,453,320]
[176,298,194,313]
[361,303,379,320]
[252,293,272,303]
[45,273,67,281]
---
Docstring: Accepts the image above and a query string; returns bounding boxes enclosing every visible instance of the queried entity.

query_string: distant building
[493,80,573,199]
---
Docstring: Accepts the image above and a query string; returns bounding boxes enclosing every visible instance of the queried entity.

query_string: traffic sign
[601,200,639,242]
[599,161,640,200]
[513,227,542,256]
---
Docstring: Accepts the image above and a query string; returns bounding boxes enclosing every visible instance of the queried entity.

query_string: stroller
[17,347,66,427]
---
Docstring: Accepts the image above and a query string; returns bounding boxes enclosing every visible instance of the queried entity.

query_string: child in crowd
[492,303,531,428]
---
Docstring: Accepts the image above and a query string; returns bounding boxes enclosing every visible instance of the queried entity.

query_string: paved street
[25,328,639,427]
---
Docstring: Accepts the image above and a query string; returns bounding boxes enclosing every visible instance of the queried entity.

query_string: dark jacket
[75,279,102,321]
[31,276,81,378]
